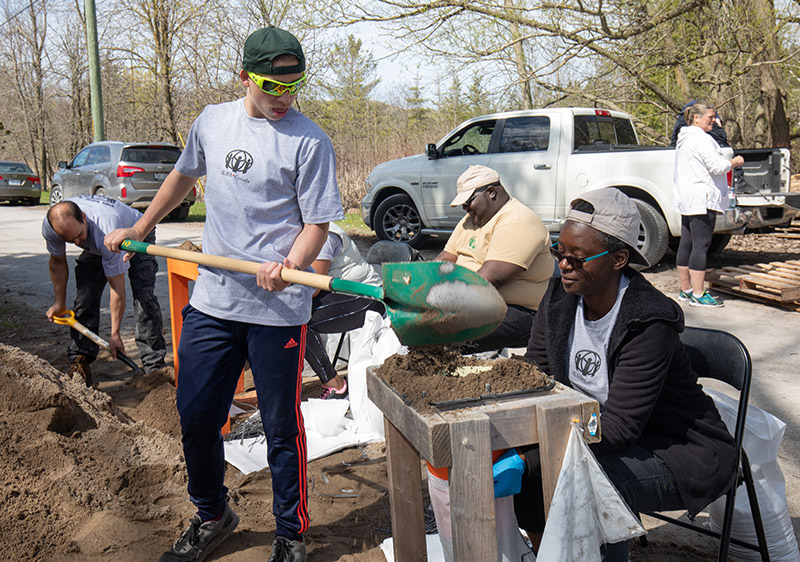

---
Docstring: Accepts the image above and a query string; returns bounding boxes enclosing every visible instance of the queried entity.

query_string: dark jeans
[676,210,717,271]
[176,305,309,539]
[305,291,385,384]
[69,230,166,372]
[514,443,685,561]
[459,304,536,354]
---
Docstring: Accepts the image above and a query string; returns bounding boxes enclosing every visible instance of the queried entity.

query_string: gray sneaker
[159,502,239,561]
[268,536,307,562]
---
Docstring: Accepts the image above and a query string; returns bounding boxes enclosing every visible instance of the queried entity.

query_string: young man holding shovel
[43,195,167,384]
[105,26,343,562]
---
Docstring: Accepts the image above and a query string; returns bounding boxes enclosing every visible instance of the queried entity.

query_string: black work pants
[514,443,685,561]
[69,230,166,372]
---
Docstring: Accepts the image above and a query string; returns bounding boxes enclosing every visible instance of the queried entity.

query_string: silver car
[0,161,41,205]
[50,141,196,220]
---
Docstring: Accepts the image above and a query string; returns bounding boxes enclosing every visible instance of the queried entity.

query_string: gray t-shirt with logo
[566,274,630,408]
[176,99,344,326]
[42,195,143,278]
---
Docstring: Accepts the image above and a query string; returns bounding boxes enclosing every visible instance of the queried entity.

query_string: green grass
[336,212,372,235]
[40,190,49,204]
[0,306,21,333]
[181,203,370,234]
[185,201,205,222]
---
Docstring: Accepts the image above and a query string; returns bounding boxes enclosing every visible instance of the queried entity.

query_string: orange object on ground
[167,257,244,434]
[427,449,507,481]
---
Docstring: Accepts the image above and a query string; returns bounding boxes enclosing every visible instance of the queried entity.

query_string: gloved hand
[492,449,526,498]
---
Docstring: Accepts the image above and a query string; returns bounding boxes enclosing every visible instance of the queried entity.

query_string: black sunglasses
[549,242,609,268]
[463,185,490,207]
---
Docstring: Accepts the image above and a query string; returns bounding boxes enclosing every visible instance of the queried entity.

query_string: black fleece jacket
[525,270,737,517]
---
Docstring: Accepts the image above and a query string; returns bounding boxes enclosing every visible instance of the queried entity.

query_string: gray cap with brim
[566,189,651,267]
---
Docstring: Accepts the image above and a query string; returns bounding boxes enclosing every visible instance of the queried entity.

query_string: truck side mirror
[425,144,439,160]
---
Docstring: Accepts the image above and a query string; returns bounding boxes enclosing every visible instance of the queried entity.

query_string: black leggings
[305,291,385,384]
[676,210,717,271]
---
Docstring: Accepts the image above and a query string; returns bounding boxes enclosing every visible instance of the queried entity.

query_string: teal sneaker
[689,291,723,308]
[677,290,692,302]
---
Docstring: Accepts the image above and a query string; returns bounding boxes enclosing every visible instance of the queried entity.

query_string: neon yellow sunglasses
[247,71,307,96]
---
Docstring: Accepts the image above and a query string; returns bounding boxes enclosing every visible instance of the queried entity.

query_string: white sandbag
[537,424,645,562]
[346,311,405,437]
[426,469,535,562]
[707,390,800,562]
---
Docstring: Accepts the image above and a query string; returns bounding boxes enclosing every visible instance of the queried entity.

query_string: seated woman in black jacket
[513,189,737,561]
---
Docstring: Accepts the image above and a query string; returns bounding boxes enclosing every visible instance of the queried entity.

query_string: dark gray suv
[50,141,196,220]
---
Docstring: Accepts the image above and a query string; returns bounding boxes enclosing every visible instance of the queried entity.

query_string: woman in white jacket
[673,102,744,307]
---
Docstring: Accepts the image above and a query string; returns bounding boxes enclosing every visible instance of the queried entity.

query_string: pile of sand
[0,344,185,561]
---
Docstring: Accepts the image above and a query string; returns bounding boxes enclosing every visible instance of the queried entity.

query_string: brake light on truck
[117,165,145,177]
[595,109,611,117]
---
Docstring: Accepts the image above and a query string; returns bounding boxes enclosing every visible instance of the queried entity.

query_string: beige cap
[566,189,650,267]
[450,165,501,207]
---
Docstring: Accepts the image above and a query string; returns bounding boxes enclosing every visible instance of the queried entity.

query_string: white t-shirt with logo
[176,99,344,326]
[566,275,631,408]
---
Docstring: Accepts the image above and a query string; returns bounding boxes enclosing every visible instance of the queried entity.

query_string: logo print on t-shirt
[575,350,601,378]
[225,150,254,174]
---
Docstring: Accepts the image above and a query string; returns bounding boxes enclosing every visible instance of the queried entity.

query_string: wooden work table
[366,367,600,562]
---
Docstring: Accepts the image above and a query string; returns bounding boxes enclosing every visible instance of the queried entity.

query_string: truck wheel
[49,186,63,206]
[167,205,191,221]
[708,233,731,255]
[373,193,425,248]
[632,199,668,268]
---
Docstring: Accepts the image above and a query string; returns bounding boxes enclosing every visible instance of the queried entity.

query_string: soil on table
[376,345,552,412]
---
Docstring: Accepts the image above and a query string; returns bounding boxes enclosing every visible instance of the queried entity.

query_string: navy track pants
[176,305,309,540]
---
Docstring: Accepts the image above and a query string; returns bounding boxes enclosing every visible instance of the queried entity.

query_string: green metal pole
[84,0,105,141]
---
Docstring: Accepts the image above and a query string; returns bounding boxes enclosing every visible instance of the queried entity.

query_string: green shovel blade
[381,261,508,346]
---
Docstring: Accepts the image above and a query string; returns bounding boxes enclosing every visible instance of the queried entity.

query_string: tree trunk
[505,0,532,109]
[750,0,790,148]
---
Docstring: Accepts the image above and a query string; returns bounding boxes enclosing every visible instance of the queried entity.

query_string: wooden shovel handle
[121,239,334,292]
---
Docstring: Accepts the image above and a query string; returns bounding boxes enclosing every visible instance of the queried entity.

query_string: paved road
[0,203,203,347]
[2,202,799,539]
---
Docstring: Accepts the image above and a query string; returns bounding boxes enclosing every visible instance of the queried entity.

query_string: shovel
[52,310,144,374]
[120,239,508,346]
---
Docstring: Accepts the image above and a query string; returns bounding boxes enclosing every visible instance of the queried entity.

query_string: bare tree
[0,0,50,186]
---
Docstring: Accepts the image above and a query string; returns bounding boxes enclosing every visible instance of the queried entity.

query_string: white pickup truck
[361,107,799,266]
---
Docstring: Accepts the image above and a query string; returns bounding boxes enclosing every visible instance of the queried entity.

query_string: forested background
[1,0,799,209]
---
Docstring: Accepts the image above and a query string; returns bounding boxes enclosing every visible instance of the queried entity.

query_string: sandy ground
[1,203,799,561]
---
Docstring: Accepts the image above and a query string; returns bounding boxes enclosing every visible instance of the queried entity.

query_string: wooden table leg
[385,418,427,561]
[449,412,497,562]
[536,397,584,519]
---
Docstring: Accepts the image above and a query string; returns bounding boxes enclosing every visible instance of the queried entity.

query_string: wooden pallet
[707,260,800,311]
[765,218,800,239]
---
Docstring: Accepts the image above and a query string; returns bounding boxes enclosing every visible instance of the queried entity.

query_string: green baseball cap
[242,26,305,75]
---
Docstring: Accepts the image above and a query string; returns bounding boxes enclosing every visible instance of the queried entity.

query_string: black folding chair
[330,241,421,368]
[640,326,770,561]
[365,240,422,271]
